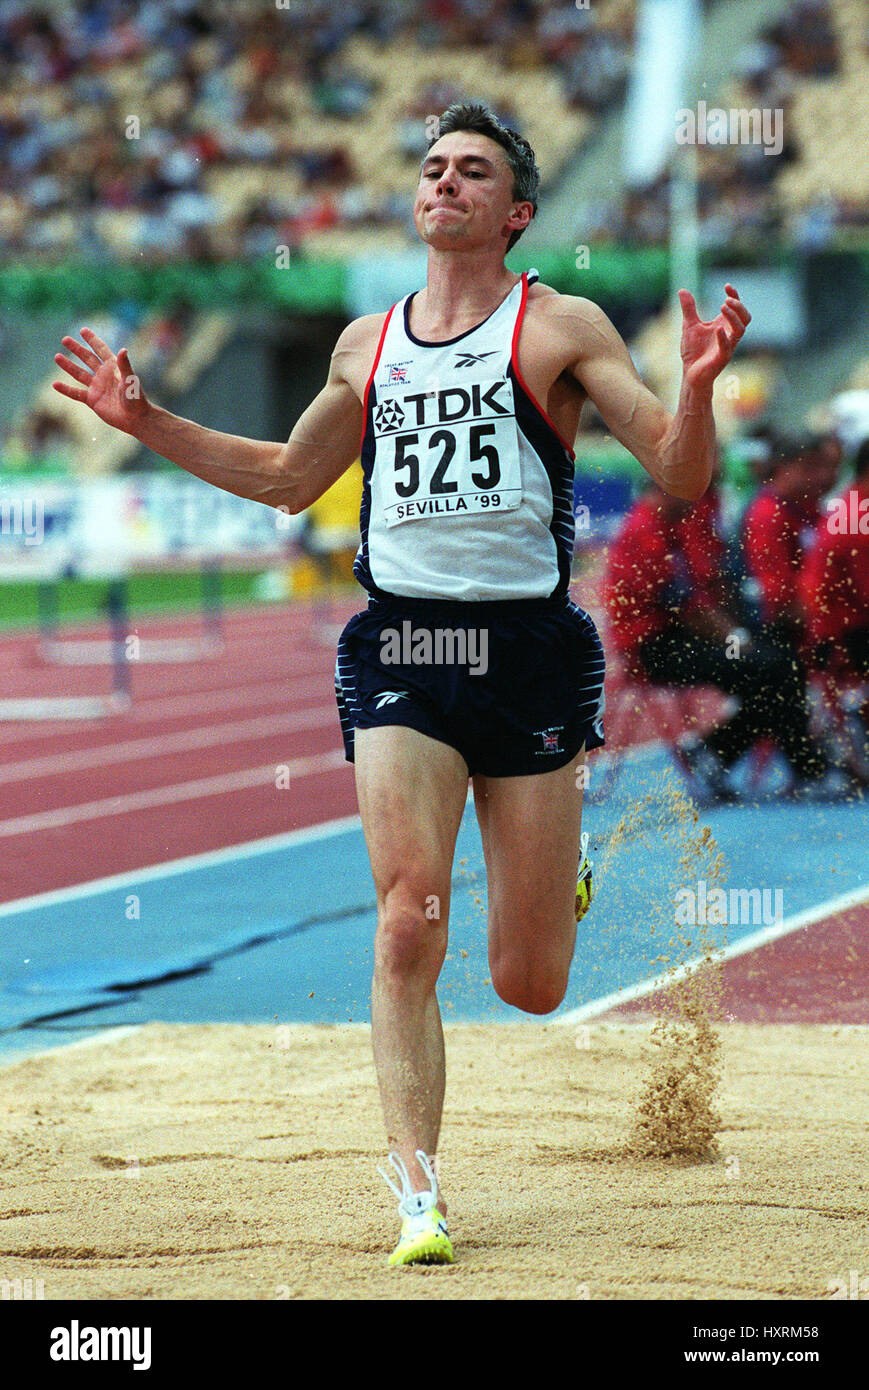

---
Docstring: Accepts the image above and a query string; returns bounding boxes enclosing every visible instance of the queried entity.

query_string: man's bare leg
[473,752,585,1014]
[354,725,469,1200]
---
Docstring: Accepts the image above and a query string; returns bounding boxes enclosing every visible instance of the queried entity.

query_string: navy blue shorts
[335,592,605,777]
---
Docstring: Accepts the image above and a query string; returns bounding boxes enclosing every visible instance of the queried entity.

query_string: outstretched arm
[566,284,751,500]
[53,322,366,514]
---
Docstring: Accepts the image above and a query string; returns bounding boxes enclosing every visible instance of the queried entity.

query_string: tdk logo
[374,399,406,432]
[374,379,512,433]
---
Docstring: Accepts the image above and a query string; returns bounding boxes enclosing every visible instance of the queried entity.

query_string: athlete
[52,102,750,1267]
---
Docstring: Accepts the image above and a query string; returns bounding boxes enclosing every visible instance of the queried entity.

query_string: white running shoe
[377,1149,454,1267]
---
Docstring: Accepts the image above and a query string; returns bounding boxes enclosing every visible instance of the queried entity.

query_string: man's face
[414,130,530,251]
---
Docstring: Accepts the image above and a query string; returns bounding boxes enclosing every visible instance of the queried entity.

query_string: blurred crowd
[605,412,869,800]
[581,0,869,252]
[0,0,630,263]
[3,0,866,262]
[0,297,195,471]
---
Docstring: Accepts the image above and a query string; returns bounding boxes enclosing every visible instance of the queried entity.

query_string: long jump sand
[1,1020,866,1300]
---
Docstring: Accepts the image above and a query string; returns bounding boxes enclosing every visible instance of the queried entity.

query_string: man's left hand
[678,282,751,391]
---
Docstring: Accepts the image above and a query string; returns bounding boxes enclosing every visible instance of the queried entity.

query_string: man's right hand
[53,326,149,437]
[50,315,369,513]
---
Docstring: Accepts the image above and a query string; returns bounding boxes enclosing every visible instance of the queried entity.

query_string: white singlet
[353,270,577,602]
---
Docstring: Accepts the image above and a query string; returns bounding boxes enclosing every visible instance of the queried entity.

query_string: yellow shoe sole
[388,1215,454,1267]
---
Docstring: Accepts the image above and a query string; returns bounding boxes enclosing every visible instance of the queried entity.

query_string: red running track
[0,580,695,907]
[0,600,361,904]
[602,897,869,1025]
[714,899,869,1023]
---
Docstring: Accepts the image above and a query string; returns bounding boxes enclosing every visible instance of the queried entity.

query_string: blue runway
[1,749,866,1062]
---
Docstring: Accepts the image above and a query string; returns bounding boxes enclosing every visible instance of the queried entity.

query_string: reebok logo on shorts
[374,691,410,709]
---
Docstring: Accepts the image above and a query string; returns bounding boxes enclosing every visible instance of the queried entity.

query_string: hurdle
[36,557,225,666]
[0,574,131,721]
[0,557,225,722]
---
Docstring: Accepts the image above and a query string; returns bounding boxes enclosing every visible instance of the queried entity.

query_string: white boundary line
[0,796,484,916]
[38,636,224,665]
[557,881,869,1025]
[0,1026,145,1067]
[0,748,348,838]
[0,705,336,785]
[0,675,329,748]
[0,695,124,721]
[0,811,362,918]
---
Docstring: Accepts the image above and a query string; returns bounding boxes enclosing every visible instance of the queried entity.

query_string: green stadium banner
[0,249,668,313]
[0,259,346,313]
[3,245,864,313]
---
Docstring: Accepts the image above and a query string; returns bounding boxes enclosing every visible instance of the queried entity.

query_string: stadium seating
[0,0,614,265]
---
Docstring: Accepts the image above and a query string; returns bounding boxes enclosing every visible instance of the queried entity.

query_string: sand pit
[1,1020,867,1300]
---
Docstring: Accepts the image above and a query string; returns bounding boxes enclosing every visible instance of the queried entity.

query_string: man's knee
[375,893,446,986]
[491,960,569,1015]
[489,931,571,1014]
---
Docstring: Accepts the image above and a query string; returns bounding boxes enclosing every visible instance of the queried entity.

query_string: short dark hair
[426,102,539,252]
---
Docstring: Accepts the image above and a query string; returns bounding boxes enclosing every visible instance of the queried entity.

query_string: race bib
[372,377,523,527]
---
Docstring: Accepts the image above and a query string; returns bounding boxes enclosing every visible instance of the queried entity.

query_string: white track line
[0,812,362,918]
[0,705,337,785]
[0,601,352,646]
[35,624,329,659]
[557,882,869,1025]
[127,674,329,721]
[0,675,331,748]
[0,747,347,838]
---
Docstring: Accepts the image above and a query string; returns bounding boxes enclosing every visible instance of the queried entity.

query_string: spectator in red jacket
[801,436,869,677]
[606,482,831,800]
[606,483,730,663]
[742,432,840,649]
